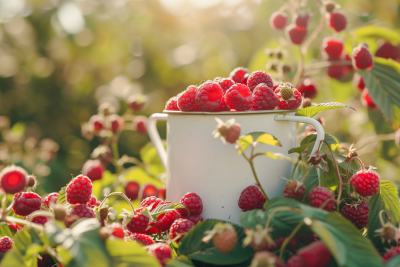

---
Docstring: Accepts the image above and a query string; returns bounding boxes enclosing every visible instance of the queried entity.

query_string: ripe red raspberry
[179,192,203,216]
[87,195,100,208]
[66,175,93,205]
[165,96,179,111]
[269,11,287,30]
[37,254,57,267]
[375,42,398,60]
[283,180,305,201]
[177,85,199,111]
[275,87,302,110]
[0,236,13,254]
[195,82,224,112]
[295,241,331,267]
[43,192,59,208]
[353,73,365,92]
[224,84,253,111]
[169,218,195,240]
[213,225,238,254]
[188,215,204,224]
[108,223,124,238]
[352,44,374,70]
[340,199,369,229]
[218,78,235,93]
[124,181,140,200]
[13,192,41,216]
[134,115,148,135]
[296,79,317,99]
[89,115,104,134]
[322,37,343,57]
[285,25,307,45]
[361,90,377,110]
[138,196,164,212]
[65,205,96,228]
[126,213,150,234]
[139,183,159,200]
[82,160,104,182]
[247,71,273,92]
[328,12,347,32]
[326,64,345,80]
[308,187,335,211]
[252,83,279,110]
[128,94,147,112]
[294,13,310,29]
[287,255,305,267]
[238,185,266,212]
[148,243,171,267]
[383,247,400,264]
[108,114,123,133]
[0,165,27,194]
[156,210,180,232]
[127,232,154,245]
[159,185,166,200]
[27,216,48,226]
[350,170,380,197]
[229,67,249,84]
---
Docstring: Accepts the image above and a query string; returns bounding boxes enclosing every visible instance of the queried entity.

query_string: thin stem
[265,207,303,230]
[319,197,336,210]
[355,133,396,150]
[290,156,301,180]
[2,201,14,217]
[346,157,365,180]
[111,143,122,175]
[279,221,304,261]
[28,211,54,222]
[99,192,136,215]
[301,15,326,55]
[3,216,44,232]
[379,210,391,226]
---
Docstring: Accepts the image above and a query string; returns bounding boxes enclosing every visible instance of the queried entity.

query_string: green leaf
[367,181,400,251]
[303,168,319,204]
[57,186,67,205]
[240,209,269,230]
[237,132,281,153]
[295,102,355,118]
[386,254,400,267]
[320,158,339,191]
[351,26,400,45]
[288,133,340,155]
[0,250,25,267]
[179,219,254,265]
[363,60,400,130]
[106,239,161,267]
[140,141,165,165]
[166,257,195,267]
[0,222,15,237]
[151,203,189,219]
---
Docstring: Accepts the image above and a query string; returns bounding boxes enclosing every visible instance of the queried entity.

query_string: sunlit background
[0,0,399,194]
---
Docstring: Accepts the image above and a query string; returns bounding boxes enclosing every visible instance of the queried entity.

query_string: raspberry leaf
[350,26,400,45]
[386,255,400,267]
[295,102,355,117]
[237,132,281,153]
[288,133,340,155]
[56,186,67,206]
[0,222,14,238]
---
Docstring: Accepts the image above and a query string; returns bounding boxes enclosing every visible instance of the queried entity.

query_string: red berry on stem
[148,243,171,267]
[340,199,369,229]
[89,115,104,134]
[65,205,96,227]
[308,187,335,211]
[383,247,400,264]
[158,185,166,200]
[13,192,41,216]
[252,83,280,110]
[43,192,59,207]
[179,192,203,217]
[165,96,179,111]
[0,236,13,254]
[108,223,124,238]
[66,175,93,205]
[289,241,331,267]
[294,13,310,29]
[127,232,154,245]
[169,218,195,240]
[156,210,181,232]
[224,84,253,111]
[218,78,235,93]
[139,183,159,200]
[128,94,147,112]
[0,165,27,194]
[188,215,204,224]
[124,181,140,200]
[285,25,307,45]
[134,115,148,135]
[328,12,347,32]
[126,214,150,234]
[238,185,266,212]
[296,79,317,99]
[108,114,123,133]
[275,85,302,110]
[322,37,343,57]
[350,170,380,197]
[177,85,199,111]
[353,73,365,92]
[361,90,377,110]
[195,82,223,112]
[375,42,398,60]
[82,160,105,182]
[270,11,287,30]
[27,216,48,226]
[229,67,249,84]
[283,180,305,201]
[352,44,374,70]
[247,71,273,92]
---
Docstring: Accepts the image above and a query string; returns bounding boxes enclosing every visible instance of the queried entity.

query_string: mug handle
[147,113,168,170]
[274,114,325,155]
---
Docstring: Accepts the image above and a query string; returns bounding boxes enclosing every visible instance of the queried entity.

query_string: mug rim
[162,108,299,115]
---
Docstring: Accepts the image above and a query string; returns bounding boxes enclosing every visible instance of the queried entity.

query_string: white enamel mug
[147,110,324,224]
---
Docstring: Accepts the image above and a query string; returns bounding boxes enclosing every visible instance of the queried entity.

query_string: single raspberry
[250,251,278,267]
[89,115,104,134]
[287,255,305,267]
[124,181,140,200]
[82,160,104,182]
[353,73,365,92]
[375,42,398,60]
[224,84,253,111]
[275,86,302,110]
[328,12,347,32]
[169,218,195,240]
[350,170,380,197]
[126,213,150,234]
[269,11,288,30]
[159,185,166,200]
[177,85,199,111]
[13,192,41,216]
[383,247,400,264]
[195,82,223,111]
[188,215,204,224]
[66,175,93,205]
[27,216,48,226]
[127,232,154,245]
[148,243,171,267]
[138,196,164,212]
[361,90,377,110]
[139,183,159,200]
[285,25,307,45]
[108,114,124,133]
[213,224,238,254]
[296,79,317,99]
[155,210,180,232]
[294,13,310,29]
[179,192,203,216]
[229,67,249,84]
[128,94,147,112]
[218,78,235,93]
[165,96,179,111]
[308,187,335,211]
[108,223,124,238]
[0,165,27,194]
[238,185,266,212]
[217,97,231,112]
[326,64,345,80]
[341,199,369,229]
[322,37,343,57]
[43,192,59,208]
[87,195,100,208]
[0,236,13,254]
[252,83,280,110]
[247,71,273,92]
[64,205,96,228]
[134,115,148,135]
[37,254,57,267]
[283,180,305,201]
[296,241,331,267]
[352,44,374,70]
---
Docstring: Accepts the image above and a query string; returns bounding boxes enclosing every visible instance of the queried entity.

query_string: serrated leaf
[367,181,400,252]
[57,186,67,206]
[237,132,282,153]
[363,60,400,130]
[295,102,355,118]
[288,133,340,155]
[151,203,189,220]
[303,168,319,204]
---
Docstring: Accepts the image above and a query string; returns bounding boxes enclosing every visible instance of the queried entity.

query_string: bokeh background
[0,0,399,194]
